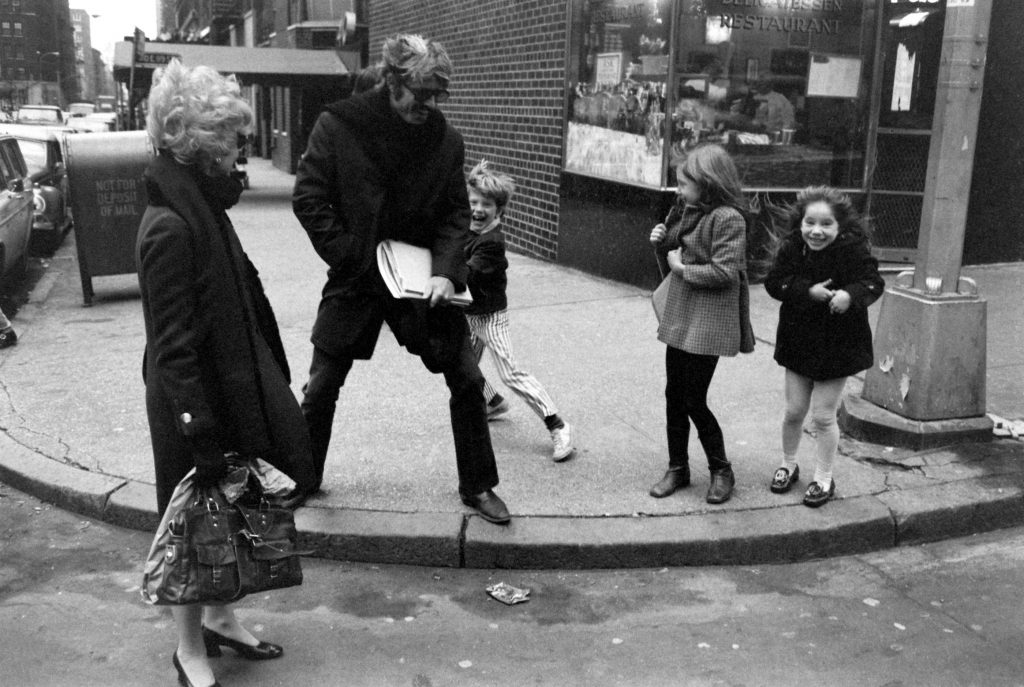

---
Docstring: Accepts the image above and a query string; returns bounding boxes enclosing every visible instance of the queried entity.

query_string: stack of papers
[376,239,472,307]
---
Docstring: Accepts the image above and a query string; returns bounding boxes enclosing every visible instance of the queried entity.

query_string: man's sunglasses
[403,81,450,104]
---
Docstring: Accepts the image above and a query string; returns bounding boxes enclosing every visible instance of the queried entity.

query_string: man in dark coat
[292,34,510,524]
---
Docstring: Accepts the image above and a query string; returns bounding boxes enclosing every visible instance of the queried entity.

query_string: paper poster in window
[807,54,862,98]
[746,58,759,82]
[595,52,622,87]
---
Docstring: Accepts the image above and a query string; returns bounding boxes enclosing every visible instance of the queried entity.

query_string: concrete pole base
[862,284,987,420]
[839,393,993,450]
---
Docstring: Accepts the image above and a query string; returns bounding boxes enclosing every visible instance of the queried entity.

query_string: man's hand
[424,276,455,307]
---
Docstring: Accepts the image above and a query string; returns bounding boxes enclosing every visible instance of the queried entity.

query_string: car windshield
[16,107,61,123]
[15,139,48,176]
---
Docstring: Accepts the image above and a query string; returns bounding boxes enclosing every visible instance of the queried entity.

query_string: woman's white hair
[145,59,252,171]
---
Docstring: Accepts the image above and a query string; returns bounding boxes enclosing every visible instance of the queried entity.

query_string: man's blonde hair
[381,34,453,85]
[466,159,516,210]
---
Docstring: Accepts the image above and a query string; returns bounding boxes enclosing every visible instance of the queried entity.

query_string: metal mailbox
[64,130,153,305]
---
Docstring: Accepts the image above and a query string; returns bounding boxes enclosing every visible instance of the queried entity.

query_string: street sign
[135,52,180,66]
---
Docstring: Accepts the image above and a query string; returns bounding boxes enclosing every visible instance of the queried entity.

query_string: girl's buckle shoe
[770,465,799,493]
[802,480,836,508]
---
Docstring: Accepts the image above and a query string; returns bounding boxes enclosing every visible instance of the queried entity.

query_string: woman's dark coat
[765,231,885,380]
[136,152,316,513]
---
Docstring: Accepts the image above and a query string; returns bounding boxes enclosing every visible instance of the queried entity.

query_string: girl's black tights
[665,347,724,468]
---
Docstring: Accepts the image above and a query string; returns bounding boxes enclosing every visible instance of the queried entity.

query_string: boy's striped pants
[466,309,558,420]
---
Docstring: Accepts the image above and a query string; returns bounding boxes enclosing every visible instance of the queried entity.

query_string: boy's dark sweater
[464,227,509,315]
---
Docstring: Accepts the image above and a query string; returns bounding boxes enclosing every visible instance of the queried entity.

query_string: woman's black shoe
[649,466,690,498]
[173,652,221,687]
[202,626,284,660]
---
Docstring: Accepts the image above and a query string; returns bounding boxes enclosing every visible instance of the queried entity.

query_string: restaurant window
[565,0,674,188]
[565,0,878,191]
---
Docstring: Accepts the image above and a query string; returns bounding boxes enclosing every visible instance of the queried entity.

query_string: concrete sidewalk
[1,158,1022,569]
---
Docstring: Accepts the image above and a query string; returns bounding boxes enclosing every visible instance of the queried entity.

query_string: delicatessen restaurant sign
[709,0,861,34]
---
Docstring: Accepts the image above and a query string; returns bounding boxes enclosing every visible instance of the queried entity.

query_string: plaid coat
[655,204,755,357]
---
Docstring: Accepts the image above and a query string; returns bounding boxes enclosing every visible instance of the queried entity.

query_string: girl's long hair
[675,143,748,214]
[785,186,869,241]
[767,185,871,263]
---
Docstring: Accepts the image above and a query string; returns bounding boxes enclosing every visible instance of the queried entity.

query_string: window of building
[565,0,673,188]
[565,0,879,191]
[1,22,10,37]
[13,21,21,36]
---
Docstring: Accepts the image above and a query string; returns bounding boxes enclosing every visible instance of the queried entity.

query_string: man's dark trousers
[301,298,500,496]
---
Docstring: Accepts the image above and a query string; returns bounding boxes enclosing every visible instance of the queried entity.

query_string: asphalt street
[2,479,1024,686]
[1,157,1023,570]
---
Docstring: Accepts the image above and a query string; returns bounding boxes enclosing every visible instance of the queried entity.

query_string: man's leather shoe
[649,466,690,498]
[460,489,510,524]
[706,467,735,504]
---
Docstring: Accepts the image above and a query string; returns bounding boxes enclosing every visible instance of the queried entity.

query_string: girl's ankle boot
[706,457,734,504]
[649,465,690,498]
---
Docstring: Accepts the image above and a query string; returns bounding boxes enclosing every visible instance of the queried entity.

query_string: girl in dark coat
[764,186,884,507]
[137,60,314,687]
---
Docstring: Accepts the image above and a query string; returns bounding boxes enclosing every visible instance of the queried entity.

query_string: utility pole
[840,0,994,449]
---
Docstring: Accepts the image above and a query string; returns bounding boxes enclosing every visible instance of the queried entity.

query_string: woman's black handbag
[142,463,307,605]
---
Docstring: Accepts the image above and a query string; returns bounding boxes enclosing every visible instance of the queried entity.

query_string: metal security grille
[868,130,932,262]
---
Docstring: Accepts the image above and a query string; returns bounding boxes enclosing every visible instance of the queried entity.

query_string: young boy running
[464,160,575,462]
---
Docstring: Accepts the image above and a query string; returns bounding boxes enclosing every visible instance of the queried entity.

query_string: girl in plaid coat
[648,144,755,505]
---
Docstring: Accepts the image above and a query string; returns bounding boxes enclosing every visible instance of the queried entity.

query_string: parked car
[14,105,66,127]
[75,112,117,132]
[68,102,96,118]
[0,135,33,284]
[1,127,72,252]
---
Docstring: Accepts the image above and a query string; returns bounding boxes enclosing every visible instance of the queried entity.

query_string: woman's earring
[215,157,223,164]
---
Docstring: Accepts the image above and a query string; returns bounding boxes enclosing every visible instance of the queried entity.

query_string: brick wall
[369,1,568,261]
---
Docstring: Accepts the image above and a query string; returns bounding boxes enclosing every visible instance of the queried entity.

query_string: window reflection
[565,0,879,191]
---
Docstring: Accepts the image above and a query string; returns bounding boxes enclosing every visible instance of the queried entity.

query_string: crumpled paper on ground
[989,414,1024,441]
[486,581,531,605]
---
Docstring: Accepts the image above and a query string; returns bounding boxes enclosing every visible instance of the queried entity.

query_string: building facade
[367,0,1023,288]
[69,9,95,102]
[0,0,79,109]
[155,0,366,171]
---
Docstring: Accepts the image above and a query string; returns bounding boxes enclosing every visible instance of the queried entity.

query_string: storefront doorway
[865,0,945,264]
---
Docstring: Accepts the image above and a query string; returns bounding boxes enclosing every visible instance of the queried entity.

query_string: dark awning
[112,41,353,89]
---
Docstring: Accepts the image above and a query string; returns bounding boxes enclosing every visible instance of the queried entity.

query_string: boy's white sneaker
[550,423,575,462]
